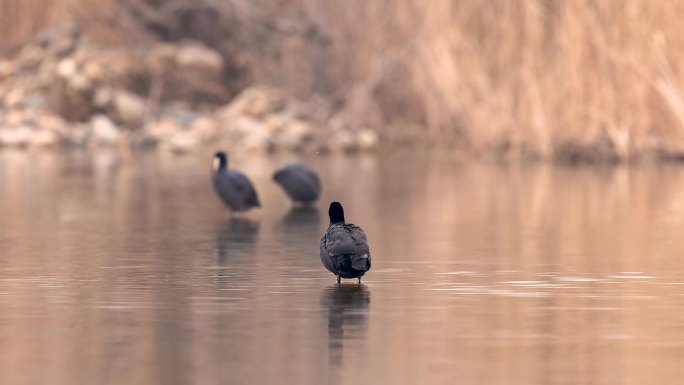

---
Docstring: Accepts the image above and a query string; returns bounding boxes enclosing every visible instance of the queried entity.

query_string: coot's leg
[357,277,361,284]
[337,275,341,284]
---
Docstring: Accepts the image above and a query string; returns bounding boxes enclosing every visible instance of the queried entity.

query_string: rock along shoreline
[0,27,378,154]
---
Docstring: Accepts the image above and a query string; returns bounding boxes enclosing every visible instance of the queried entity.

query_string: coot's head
[328,201,345,224]
[272,169,284,183]
[213,151,228,171]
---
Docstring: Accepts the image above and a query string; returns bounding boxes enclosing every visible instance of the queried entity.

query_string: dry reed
[321,0,684,160]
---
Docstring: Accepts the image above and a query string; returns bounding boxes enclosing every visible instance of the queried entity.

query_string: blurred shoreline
[0,26,377,156]
[4,1,684,163]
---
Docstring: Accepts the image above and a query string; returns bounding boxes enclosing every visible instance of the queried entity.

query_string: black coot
[273,162,321,205]
[319,202,372,283]
[211,151,260,213]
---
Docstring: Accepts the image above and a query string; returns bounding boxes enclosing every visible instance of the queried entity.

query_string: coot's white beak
[212,156,221,171]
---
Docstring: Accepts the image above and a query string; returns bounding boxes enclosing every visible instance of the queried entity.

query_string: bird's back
[320,223,369,256]
[320,223,371,278]
[274,164,320,203]
[212,169,260,211]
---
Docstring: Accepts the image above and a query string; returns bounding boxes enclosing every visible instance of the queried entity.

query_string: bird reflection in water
[278,207,321,259]
[280,206,321,235]
[320,284,370,371]
[216,217,260,264]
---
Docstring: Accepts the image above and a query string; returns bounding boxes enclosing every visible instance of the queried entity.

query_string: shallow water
[1,150,684,385]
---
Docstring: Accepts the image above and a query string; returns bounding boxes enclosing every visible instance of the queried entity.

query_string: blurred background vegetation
[3,0,684,161]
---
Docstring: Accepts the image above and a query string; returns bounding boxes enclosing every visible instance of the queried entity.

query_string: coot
[319,202,372,283]
[273,162,321,205]
[211,151,260,213]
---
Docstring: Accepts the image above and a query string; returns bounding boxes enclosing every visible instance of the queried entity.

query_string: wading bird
[211,151,260,213]
[320,202,372,283]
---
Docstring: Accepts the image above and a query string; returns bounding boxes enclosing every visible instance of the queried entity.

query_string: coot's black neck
[214,153,228,171]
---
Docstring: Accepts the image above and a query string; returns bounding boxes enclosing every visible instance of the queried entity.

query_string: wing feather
[322,224,370,256]
[229,170,260,206]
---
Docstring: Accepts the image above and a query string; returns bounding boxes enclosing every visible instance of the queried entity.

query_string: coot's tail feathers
[248,192,261,208]
[351,254,371,272]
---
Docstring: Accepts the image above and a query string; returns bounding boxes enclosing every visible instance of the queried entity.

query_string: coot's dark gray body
[212,152,260,213]
[320,202,371,283]
[273,162,320,204]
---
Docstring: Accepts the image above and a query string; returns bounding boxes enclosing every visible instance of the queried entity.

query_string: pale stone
[30,129,60,147]
[282,119,316,150]
[113,91,146,127]
[68,74,92,91]
[217,87,286,120]
[224,117,270,140]
[34,114,69,136]
[241,129,273,152]
[4,88,25,108]
[145,118,182,140]
[175,43,224,74]
[167,131,200,153]
[0,126,32,147]
[56,58,78,79]
[82,62,104,80]
[264,114,286,132]
[90,114,120,145]
[93,87,114,108]
[0,60,15,78]
[357,129,379,150]
[189,117,217,142]
[4,110,26,126]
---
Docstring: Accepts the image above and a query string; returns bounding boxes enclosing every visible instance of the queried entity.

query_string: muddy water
[1,150,684,385]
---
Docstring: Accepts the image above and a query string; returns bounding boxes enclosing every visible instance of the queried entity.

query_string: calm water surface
[1,150,684,385]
